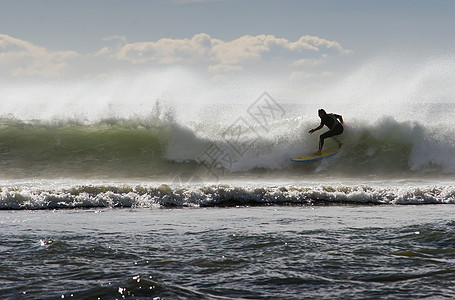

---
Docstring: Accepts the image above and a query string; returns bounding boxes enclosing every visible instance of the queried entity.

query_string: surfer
[308,109,344,155]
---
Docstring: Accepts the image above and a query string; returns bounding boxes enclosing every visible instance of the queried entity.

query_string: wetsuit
[319,113,344,151]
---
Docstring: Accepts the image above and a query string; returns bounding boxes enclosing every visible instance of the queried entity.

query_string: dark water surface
[1,205,454,299]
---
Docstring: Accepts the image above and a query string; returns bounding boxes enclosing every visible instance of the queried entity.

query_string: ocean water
[1,61,455,299]
[2,206,455,299]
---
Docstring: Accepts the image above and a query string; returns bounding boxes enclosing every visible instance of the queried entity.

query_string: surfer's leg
[315,132,330,155]
[319,131,332,150]
[320,125,343,151]
[330,125,344,148]
[319,135,324,150]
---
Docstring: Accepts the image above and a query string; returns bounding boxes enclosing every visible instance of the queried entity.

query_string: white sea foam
[1,180,454,210]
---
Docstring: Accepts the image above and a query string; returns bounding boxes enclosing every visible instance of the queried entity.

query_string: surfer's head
[318,109,326,117]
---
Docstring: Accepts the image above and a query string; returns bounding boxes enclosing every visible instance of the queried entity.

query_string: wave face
[0,116,170,178]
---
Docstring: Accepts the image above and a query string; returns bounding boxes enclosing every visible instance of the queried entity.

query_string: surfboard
[291,147,340,162]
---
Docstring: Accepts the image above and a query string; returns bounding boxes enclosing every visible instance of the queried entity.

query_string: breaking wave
[0,104,454,179]
[1,182,454,210]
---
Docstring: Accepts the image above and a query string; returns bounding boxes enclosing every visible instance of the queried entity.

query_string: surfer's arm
[309,124,323,134]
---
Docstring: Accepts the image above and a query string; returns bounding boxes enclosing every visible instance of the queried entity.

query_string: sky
[1,0,454,88]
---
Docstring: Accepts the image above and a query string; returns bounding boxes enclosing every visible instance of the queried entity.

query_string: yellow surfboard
[291,147,340,162]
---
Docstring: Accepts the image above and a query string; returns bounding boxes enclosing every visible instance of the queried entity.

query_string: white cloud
[111,33,214,64]
[0,34,78,77]
[101,33,351,73]
[0,33,351,79]
[292,54,328,67]
[211,34,277,65]
[290,35,352,55]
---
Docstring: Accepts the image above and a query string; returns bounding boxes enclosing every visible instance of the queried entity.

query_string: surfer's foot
[338,142,343,149]
[313,150,322,155]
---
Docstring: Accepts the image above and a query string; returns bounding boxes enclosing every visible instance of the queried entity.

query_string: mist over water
[2,54,454,119]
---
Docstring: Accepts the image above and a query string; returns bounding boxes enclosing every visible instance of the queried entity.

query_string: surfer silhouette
[308,109,344,155]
